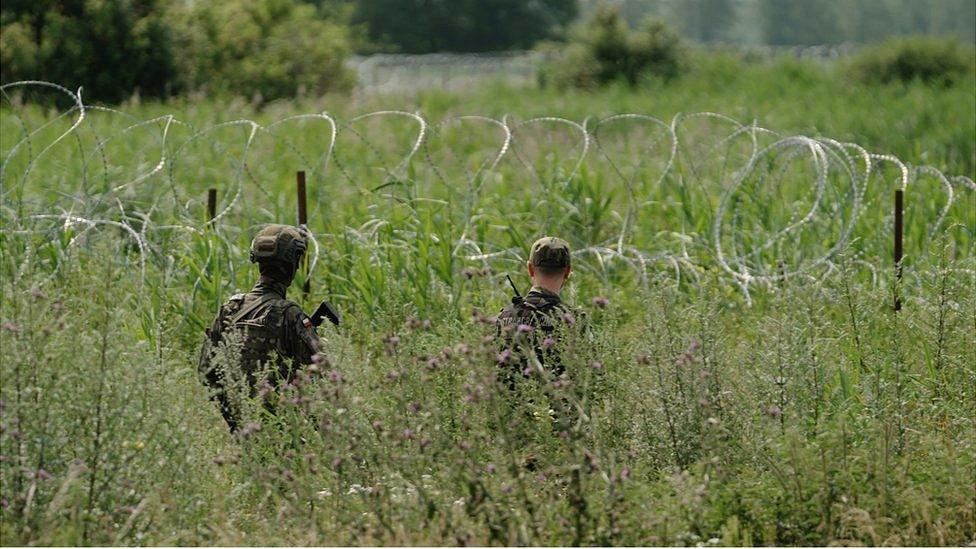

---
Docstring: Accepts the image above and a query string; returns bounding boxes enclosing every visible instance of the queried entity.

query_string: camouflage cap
[249,224,307,266]
[529,236,571,269]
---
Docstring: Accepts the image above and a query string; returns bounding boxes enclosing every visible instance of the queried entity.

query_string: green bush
[541,7,685,89]
[848,36,976,86]
[167,0,355,102]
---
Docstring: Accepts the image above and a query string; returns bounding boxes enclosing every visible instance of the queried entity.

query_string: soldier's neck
[253,276,289,297]
[529,284,561,297]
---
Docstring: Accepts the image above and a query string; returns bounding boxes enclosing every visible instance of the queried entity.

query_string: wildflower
[706,417,719,425]
[690,340,701,351]
[461,267,477,279]
[0,322,18,333]
[331,457,343,469]
[516,323,534,334]
[409,402,421,414]
[619,467,631,482]
[419,438,431,449]
[421,319,432,330]
[458,441,472,451]
[30,286,46,300]
[496,349,512,364]
[383,334,401,348]
[440,346,453,359]
[482,335,495,345]
[0,498,8,509]
[765,405,782,419]
[486,463,496,474]
[35,469,53,481]
[522,365,534,376]
[541,337,555,349]
[371,420,382,430]
[589,361,603,371]
[311,353,325,364]
[425,357,440,371]
[406,315,422,330]
[636,353,650,365]
[401,428,414,440]
[591,296,609,309]
[562,312,575,326]
[454,343,471,355]
[502,484,513,494]
[328,369,343,384]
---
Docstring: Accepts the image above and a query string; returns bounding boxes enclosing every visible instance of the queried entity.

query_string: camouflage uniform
[198,225,321,432]
[497,237,583,389]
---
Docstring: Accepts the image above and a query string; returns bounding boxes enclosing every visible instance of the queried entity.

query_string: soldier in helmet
[497,236,584,390]
[198,224,322,432]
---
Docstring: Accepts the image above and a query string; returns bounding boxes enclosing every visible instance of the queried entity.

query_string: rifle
[309,299,341,327]
[506,274,523,305]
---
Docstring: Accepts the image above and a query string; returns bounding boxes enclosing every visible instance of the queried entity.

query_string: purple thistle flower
[372,420,382,430]
[541,337,556,349]
[419,438,431,449]
[562,313,576,326]
[332,457,343,469]
[591,296,609,309]
[496,349,512,364]
[0,322,18,333]
[517,323,534,334]
[409,401,421,413]
[486,463,496,474]
[459,441,472,451]
[311,353,324,364]
[328,369,343,383]
[522,365,534,376]
[589,361,603,371]
[765,405,782,419]
[690,339,701,351]
[402,428,414,440]
[502,484,513,494]
[619,467,631,482]
[35,468,53,481]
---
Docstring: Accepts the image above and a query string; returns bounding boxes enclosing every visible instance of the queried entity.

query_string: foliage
[351,0,578,54]
[0,0,355,104]
[846,36,976,86]
[0,0,178,103]
[541,7,685,89]
[166,0,355,101]
[0,64,974,544]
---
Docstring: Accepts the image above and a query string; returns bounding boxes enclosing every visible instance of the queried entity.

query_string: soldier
[198,224,322,433]
[496,236,583,389]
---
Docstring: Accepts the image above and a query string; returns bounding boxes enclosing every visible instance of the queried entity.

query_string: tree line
[2,0,972,103]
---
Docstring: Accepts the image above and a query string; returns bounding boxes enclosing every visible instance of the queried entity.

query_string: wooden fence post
[894,189,903,312]
[297,171,310,296]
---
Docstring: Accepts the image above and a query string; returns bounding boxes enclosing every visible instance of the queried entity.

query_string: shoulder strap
[229,293,279,325]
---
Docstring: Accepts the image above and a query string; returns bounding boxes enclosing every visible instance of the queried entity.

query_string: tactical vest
[202,293,294,389]
[498,292,567,380]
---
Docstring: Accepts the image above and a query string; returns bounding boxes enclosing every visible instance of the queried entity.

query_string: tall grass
[1,56,974,544]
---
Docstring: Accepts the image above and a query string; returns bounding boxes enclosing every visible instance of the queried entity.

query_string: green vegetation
[0,56,974,545]
[847,36,976,86]
[541,6,686,88]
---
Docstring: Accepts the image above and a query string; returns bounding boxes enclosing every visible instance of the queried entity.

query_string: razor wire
[1,81,973,297]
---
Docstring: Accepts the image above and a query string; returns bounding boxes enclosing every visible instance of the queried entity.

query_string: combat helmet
[249,224,307,268]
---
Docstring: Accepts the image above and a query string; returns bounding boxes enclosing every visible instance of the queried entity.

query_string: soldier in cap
[497,236,583,390]
[198,224,322,432]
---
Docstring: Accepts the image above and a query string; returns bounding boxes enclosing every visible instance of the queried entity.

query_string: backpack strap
[229,293,279,325]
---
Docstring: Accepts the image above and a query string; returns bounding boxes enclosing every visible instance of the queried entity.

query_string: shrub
[847,36,976,86]
[541,7,685,89]
[167,0,356,102]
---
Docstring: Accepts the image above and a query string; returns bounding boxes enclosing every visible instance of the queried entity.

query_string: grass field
[1,55,974,545]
